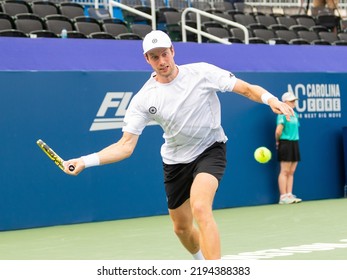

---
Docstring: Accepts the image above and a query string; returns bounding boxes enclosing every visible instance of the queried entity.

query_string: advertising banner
[0,70,345,230]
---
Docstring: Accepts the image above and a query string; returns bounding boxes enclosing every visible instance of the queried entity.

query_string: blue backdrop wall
[0,38,346,230]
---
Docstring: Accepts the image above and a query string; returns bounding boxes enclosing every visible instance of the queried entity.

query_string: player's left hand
[268,98,294,121]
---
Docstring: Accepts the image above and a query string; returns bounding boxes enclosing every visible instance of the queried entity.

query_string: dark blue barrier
[1,38,347,72]
[0,39,346,230]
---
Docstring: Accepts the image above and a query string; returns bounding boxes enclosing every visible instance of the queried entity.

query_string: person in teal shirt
[275,92,302,205]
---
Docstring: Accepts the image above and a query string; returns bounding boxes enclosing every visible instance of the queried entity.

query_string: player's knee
[191,201,210,223]
[280,169,290,177]
[173,223,190,238]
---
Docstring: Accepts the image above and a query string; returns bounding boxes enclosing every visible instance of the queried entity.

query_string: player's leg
[312,0,325,8]
[279,161,290,194]
[326,0,338,10]
[278,161,295,204]
[286,161,302,202]
[166,142,225,259]
[168,199,201,257]
[190,172,220,260]
[286,161,298,194]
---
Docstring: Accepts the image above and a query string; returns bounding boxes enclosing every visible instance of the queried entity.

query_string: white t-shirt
[123,62,237,164]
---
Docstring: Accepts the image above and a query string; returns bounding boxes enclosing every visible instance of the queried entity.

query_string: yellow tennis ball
[254,147,272,163]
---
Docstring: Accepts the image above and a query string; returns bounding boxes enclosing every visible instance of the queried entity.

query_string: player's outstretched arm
[232,79,294,120]
[267,98,294,120]
[64,132,139,176]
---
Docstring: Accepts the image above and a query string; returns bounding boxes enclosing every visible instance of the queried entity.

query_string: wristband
[261,92,278,105]
[81,153,100,168]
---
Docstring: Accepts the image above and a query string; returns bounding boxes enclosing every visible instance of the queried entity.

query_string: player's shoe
[289,194,302,203]
[279,195,295,205]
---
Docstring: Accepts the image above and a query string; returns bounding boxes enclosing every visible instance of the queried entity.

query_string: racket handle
[68,165,75,172]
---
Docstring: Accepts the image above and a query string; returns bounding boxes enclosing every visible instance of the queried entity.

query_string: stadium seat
[89,31,115,39]
[337,32,347,41]
[269,23,288,31]
[130,23,152,38]
[31,1,59,18]
[276,15,297,29]
[73,16,102,36]
[212,12,233,23]
[65,30,88,38]
[248,37,267,44]
[253,28,277,42]
[275,29,298,43]
[289,38,310,45]
[0,12,16,30]
[0,0,32,16]
[101,17,127,26]
[293,15,317,29]
[202,21,224,31]
[333,40,347,46]
[289,24,309,33]
[297,30,321,44]
[316,14,341,32]
[228,37,243,43]
[229,27,251,43]
[14,13,45,34]
[187,11,210,24]
[59,2,85,20]
[116,33,142,40]
[233,14,257,28]
[30,29,58,38]
[168,0,189,12]
[156,7,178,24]
[0,28,28,37]
[102,22,130,37]
[312,39,331,45]
[120,0,152,25]
[87,7,111,20]
[191,1,212,12]
[44,14,74,36]
[212,1,234,12]
[318,31,339,44]
[234,14,267,31]
[164,11,182,41]
[205,26,230,40]
[233,3,254,14]
[310,25,329,34]
[255,15,277,28]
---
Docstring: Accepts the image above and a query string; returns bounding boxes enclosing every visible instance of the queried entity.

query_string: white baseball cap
[142,30,172,54]
[281,92,298,102]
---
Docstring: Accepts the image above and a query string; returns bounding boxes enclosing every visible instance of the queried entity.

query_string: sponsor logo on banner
[90,92,157,131]
[288,83,342,119]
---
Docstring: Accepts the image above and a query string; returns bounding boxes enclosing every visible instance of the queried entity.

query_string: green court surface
[0,198,346,260]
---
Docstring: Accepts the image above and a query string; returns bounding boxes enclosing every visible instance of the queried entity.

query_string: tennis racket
[36,139,75,172]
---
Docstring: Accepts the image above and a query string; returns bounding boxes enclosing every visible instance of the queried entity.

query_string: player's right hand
[63,158,85,175]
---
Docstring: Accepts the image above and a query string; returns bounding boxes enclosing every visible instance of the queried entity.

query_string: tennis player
[64,30,294,260]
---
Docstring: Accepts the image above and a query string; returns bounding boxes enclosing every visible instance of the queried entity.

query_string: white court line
[222,239,347,260]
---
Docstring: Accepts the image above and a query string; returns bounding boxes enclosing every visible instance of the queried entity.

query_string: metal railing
[107,0,157,29]
[244,0,347,16]
[81,1,249,45]
[181,7,249,44]
[72,0,347,16]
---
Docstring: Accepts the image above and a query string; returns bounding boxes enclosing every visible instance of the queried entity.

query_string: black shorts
[277,140,301,162]
[163,142,227,210]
